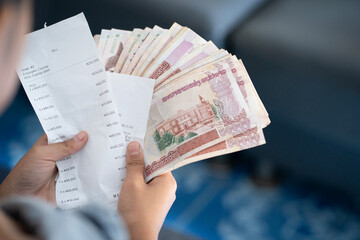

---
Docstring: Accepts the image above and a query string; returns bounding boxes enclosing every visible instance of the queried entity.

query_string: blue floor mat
[168,163,360,240]
[1,93,360,240]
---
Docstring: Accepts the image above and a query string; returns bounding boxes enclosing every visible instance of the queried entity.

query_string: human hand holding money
[118,141,176,240]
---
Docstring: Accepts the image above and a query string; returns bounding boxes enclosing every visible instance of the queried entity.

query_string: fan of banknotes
[94,23,270,180]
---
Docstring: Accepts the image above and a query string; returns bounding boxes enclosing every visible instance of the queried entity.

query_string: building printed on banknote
[156,96,216,136]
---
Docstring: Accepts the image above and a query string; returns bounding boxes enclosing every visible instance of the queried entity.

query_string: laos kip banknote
[96,22,270,182]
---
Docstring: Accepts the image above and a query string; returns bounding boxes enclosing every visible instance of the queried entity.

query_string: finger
[125,141,145,181]
[37,131,88,161]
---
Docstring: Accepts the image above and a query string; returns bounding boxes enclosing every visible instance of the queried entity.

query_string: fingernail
[128,142,140,156]
[74,131,86,142]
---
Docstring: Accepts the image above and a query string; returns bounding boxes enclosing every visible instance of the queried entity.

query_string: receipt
[108,72,154,145]
[17,13,127,209]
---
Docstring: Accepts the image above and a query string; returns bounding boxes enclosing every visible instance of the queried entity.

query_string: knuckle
[61,140,74,155]
[127,158,145,167]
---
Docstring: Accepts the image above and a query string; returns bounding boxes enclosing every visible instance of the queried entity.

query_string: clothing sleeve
[0,196,129,240]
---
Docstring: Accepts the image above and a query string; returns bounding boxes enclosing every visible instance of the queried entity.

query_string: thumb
[37,131,88,161]
[125,141,145,181]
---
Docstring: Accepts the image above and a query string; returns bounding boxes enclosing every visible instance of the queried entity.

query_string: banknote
[120,27,151,74]
[134,23,183,76]
[176,126,266,169]
[131,27,169,76]
[123,26,165,75]
[114,28,147,72]
[169,57,270,163]
[142,28,207,79]
[143,59,257,180]
[225,56,270,128]
[154,41,218,90]
[102,29,130,71]
[155,49,229,91]
[160,55,270,128]
[97,29,110,57]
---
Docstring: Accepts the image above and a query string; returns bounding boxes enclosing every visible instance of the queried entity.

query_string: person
[0,0,177,239]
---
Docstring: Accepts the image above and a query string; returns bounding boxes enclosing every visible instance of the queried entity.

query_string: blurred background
[1,0,360,239]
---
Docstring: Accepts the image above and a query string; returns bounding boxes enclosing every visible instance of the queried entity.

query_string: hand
[118,142,177,240]
[0,131,88,205]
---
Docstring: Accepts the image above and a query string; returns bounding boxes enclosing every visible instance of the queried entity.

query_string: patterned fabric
[1,95,360,240]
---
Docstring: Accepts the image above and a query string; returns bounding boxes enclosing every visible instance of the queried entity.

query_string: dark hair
[0,0,24,4]
[0,0,24,9]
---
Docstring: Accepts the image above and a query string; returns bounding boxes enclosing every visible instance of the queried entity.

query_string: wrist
[128,226,158,240]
